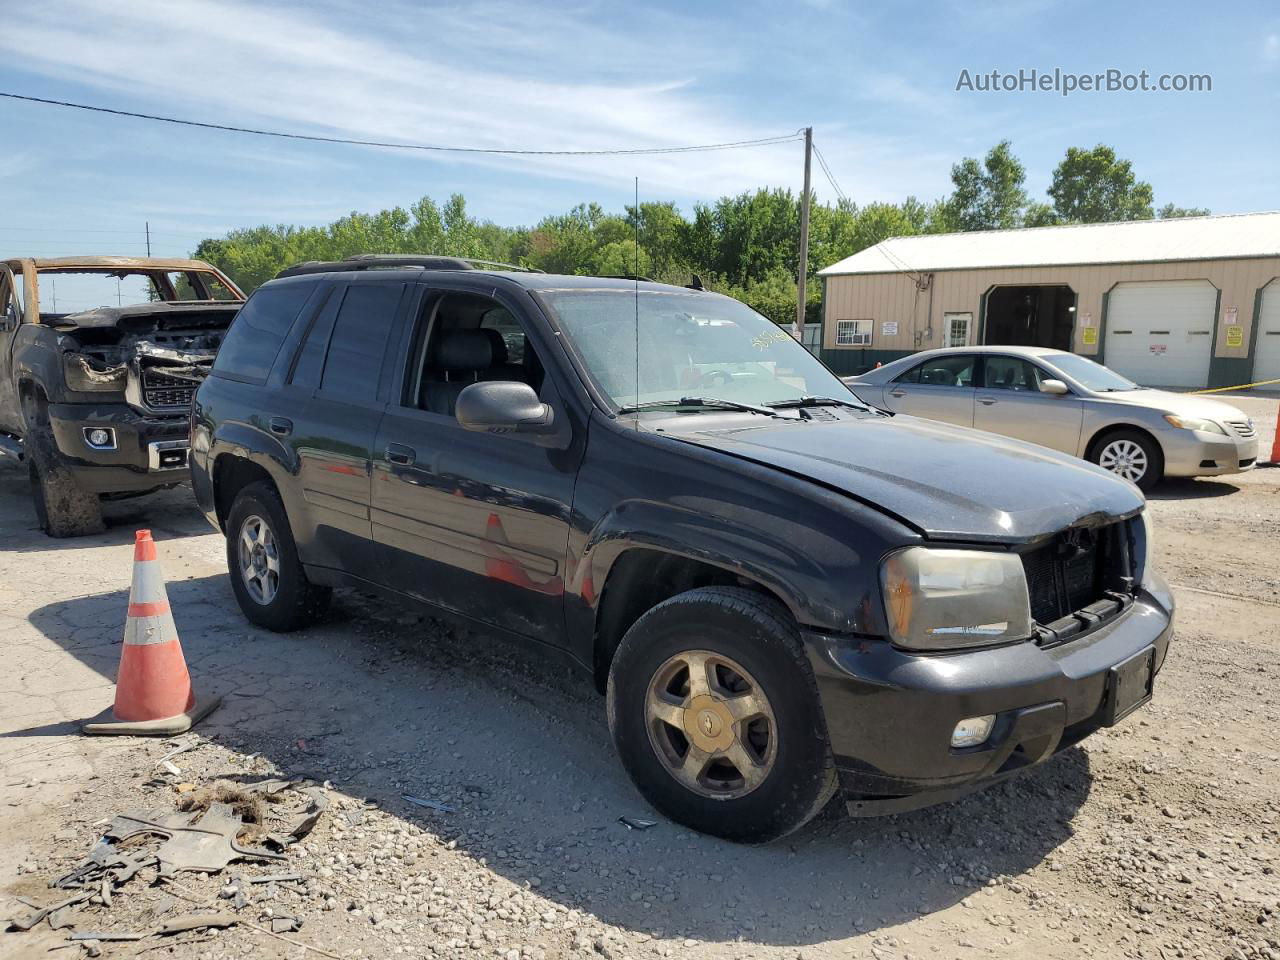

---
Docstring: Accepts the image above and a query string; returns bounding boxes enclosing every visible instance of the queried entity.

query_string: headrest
[478,328,509,365]
[436,330,493,371]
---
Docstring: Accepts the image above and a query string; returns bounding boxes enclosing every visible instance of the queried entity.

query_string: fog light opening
[83,427,116,450]
[951,714,996,748]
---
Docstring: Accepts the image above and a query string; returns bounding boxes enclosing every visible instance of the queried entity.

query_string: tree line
[193,142,1207,326]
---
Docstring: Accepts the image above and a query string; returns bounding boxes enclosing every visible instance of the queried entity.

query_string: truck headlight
[881,548,1033,651]
[1163,414,1226,435]
[64,352,127,393]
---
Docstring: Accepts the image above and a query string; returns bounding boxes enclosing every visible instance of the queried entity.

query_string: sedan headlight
[1163,414,1226,435]
[880,547,1033,651]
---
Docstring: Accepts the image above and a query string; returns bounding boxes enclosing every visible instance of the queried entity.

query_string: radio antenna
[633,176,640,430]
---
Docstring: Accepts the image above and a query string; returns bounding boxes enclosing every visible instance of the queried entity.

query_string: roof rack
[275,253,543,279]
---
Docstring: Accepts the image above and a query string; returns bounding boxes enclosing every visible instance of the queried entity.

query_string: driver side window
[0,273,19,329]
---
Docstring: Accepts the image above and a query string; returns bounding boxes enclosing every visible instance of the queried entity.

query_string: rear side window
[317,283,404,402]
[213,282,314,383]
[896,354,977,387]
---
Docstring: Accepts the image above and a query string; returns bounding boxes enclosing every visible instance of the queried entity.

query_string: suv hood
[665,413,1143,543]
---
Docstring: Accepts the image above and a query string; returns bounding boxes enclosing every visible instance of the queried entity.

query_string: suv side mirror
[456,381,557,436]
[1040,378,1070,396]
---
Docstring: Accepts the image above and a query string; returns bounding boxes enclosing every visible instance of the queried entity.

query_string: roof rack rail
[275,253,543,279]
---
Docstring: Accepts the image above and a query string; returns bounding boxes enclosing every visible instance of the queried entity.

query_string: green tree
[1157,203,1211,219]
[1047,145,1154,223]
[947,140,1028,230]
[1022,201,1059,227]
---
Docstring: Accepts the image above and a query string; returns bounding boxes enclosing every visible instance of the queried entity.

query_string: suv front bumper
[47,402,191,494]
[804,575,1174,816]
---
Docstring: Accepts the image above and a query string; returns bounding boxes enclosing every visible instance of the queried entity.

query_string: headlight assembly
[63,352,127,393]
[1163,414,1226,435]
[880,547,1033,651]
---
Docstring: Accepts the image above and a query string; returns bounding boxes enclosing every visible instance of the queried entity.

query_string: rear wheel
[606,586,837,843]
[1091,429,1162,491]
[26,429,105,538]
[226,481,330,631]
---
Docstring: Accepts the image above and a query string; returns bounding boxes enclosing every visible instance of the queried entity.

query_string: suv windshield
[1044,353,1140,392]
[540,288,855,410]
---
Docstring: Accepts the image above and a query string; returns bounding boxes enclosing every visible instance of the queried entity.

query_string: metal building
[816,211,1280,389]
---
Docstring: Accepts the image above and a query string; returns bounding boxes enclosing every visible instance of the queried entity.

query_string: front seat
[421,330,495,416]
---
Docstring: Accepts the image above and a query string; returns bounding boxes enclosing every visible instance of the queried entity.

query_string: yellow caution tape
[1190,378,1280,395]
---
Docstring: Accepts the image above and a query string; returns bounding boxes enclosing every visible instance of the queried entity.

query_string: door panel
[0,267,21,433]
[973,355,1084,452]
[1103,280,1216,387]
[1253,282,1280,384]
[881,354,978,427]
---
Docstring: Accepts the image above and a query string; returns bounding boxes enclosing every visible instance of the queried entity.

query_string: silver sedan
[844,346,1259,490]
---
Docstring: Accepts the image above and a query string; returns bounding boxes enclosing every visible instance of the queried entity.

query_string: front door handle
[385,442,417,466]
[268,416,293,436]
[977,396,997,406]
[889,389,906,398]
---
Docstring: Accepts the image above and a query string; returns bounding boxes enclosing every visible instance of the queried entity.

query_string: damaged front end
[61,323,227,415]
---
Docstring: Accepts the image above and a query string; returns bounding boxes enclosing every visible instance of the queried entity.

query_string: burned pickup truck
[0,257,243,536]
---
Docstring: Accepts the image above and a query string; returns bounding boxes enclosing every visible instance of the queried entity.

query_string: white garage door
[1104,280,1217,387]
[1253,281,1280,385]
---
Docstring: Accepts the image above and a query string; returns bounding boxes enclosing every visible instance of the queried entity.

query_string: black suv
[192,255,1174,842]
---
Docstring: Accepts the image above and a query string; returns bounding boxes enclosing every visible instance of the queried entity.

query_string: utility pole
[795,126,812,345]
[145,221,151,258]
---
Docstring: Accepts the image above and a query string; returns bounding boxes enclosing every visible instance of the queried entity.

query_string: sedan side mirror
[1040,378,1070,396]
[456,381,557,436]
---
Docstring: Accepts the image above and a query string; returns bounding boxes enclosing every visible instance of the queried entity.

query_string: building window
[945,312,972,347]
[836,319,872,346]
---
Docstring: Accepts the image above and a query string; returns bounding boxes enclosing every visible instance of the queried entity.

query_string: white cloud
[1263,33,1280,64]
[0,0,931,205]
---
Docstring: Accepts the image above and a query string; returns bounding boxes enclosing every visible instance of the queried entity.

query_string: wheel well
[212,454,276,531]
[1085,424,1163,464]
[17,380,47,430]
[591,549,788,692]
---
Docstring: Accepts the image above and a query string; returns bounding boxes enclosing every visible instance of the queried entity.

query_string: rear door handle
[385,442,417,466]
[977,396,996,405]
[268,416,293,436]
[889,389,906,398]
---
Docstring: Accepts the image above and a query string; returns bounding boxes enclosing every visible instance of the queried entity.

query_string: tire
[606,586,838,843]
[225,480,331,631]
[26,429,105,538]
[1090,428,1163,491]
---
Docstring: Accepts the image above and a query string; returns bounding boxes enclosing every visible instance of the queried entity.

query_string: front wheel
[225,480,330,631]
[1091,429,1163,491]
[606,586,837,843]
[26,430,105,538]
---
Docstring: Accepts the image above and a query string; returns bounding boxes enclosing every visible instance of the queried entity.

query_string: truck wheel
[1091,428,1163,491]
[26,431,105,538]
[606,586,837,843]
[226,480,331,631]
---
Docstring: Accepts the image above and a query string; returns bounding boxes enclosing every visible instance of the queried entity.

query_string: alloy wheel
[238,514,280,605]
[644,650,778,800]
[1098,439,1149,483]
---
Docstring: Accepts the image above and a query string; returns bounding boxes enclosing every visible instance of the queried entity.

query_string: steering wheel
[690,369,733,388]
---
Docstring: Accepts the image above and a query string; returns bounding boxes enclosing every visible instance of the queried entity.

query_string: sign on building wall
[1225,324,1244,348]
[881,321,898,336]
[1082,327,1098,345]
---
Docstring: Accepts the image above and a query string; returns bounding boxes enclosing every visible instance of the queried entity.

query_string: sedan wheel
[237,513,281,605]
[1098,438,1148,483]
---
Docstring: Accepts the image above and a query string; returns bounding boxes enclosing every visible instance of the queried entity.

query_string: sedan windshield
[1044,353,1140,392]
[539,288,858,410]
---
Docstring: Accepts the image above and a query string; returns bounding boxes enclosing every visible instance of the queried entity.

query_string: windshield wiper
[767,395,873,412]
[617,396,782,417]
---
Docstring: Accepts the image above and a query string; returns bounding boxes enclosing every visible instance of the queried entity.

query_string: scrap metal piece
[401,793,454,814]
[270,916,301,934]
[152,803,284,878]
[6,892,90,931]
[618,816,658,831]
[154,911,238,935]
[68,931,147,942]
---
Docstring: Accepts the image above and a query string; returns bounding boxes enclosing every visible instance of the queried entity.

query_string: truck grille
[1020,526,1110,624]
[141,369,203,410]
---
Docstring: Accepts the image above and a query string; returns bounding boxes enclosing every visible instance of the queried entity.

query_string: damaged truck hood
[660,412,1144,543]
[51,301,241,330]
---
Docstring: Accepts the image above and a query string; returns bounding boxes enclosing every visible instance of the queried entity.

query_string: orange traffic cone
[82,530,221,736]
[1267,402,1280,466]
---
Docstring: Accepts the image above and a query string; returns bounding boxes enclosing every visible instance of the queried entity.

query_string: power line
[811,140,848,205]
[0,92,804,157]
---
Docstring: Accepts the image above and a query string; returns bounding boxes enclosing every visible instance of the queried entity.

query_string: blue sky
[0,0,1277,261]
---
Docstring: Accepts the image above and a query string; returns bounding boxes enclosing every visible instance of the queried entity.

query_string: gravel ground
[2,394,1278,960]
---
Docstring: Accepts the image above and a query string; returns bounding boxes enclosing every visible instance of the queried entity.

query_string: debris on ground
[618,816,657,831]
